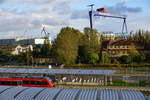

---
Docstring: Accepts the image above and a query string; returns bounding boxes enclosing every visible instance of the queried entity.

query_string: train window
[30,81,35,85]
[23,81,30,84]
[36,81,48,85]
[41,81,48,85]
[0,81,10,85]
[22,80,48,85]
[11,81,18,85]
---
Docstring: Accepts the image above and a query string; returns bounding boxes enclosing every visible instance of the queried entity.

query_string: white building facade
[0,37,51,46]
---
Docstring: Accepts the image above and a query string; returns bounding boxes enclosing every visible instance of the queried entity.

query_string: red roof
[108,40,142,45]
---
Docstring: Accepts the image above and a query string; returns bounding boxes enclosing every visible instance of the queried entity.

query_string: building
[102,32,116,40]
[102,40,144,58]
[33,58,52,64]
[0,37,51,46]
[0,39,16,45]
[0,45,33,55]
[0,45,25,55]
[0,37,51,55]
[16,37,51,46]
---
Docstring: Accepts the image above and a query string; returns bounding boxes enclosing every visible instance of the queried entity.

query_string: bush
[87,53,99,64]
[119,56,132,64]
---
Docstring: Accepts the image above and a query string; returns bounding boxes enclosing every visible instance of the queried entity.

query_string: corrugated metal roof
[146,96,150,100]
[0,86,147,100]
[0,68,116,75]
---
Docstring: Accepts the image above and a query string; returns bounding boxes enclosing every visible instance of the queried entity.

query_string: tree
[145,31,150,49]
[0,50,11,64]
[119,56,132,64]
[100,52,111,64]
[129,43,144,63]
[26,49,33,65]
[129,43,140,57]
[41,37,52,57]
[83,27,101,53]
[15,52,27,64]
[53,27,82,64]
[128,30,150,63]
[87,52,99,64]
[78,27,101,63]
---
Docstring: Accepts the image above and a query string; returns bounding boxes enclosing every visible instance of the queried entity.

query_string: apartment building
[102,40,144,58]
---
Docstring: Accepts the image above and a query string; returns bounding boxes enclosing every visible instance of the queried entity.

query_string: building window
[122,51,126,54]
[112,51,115,54]
[124,45,127,48]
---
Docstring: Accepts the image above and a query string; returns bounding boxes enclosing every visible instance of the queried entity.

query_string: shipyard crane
[88,4,94,29]
[88,5,128,34]
[41,27,50,38]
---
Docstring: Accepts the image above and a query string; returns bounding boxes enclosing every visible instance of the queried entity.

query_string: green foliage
[100,52,111,64]
[129,43,140,57]
[139,80,150,87]
[116,43,144,64]
[111,80,126,86]
[82,27,101,53]
[87,52,99,64]
[133,55,145,63]
[111,80,140,86]
[145,31,150,49]
[120,56,132,64]
[0,50,11,63]
[113,59,120,64]
[26,49,33,64]
[128,44,145,63]
[32,38,52,58]
[15,52,27,64]
[53,27,82,64]
[78,27,101,64]
[130,30,150,50]
[32,46,41,57]
[41,38,52,57]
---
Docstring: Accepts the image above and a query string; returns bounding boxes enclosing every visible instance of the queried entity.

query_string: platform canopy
[0,86,146,100]
[0,68,116,75]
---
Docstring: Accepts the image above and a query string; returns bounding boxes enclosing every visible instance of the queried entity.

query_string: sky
[0,0,149,39]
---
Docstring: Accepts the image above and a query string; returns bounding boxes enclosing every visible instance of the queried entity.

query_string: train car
[0,76,56,88]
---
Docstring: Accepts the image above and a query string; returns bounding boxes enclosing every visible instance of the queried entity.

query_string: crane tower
[88,5,128,34]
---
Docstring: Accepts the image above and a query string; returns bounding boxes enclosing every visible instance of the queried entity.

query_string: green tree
[129,30,150,63]
[26,49,33,65]
[129,43,140,57]
[0,50,11,64]
[120,56,132,64]
[78,27,101,63]
[53,27,82,64]
[15,52,27,64]
[41,38,52,57]
[145,31,150,49]
[87,52,99,64]
[32,46,41,57]
[100,52,111,64]
[83,27,101,53]
[129,43,144,63]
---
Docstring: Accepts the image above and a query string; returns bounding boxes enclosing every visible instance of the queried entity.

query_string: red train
[0,76,56,88]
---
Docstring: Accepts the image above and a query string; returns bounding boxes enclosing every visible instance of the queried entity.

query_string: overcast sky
[0,0,149,39]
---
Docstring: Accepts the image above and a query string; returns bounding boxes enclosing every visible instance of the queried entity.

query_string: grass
[63,64,150,70]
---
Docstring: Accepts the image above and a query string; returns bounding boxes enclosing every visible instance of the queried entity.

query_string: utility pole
[88,4,94,29]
